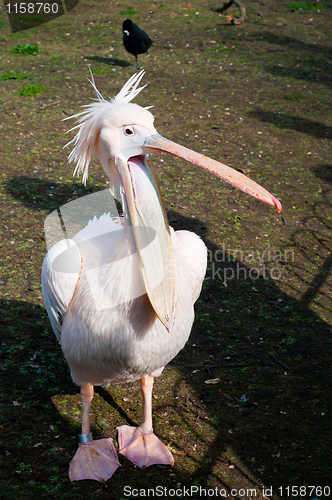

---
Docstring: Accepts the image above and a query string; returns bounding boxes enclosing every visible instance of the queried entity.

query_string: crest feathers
[63,70,148,184]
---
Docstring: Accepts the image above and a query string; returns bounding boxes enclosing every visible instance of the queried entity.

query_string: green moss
[0,71,27,81]
[119,9,138,15]
[287,2,324,10]
[12,43,39,55]
[18,84,46,96]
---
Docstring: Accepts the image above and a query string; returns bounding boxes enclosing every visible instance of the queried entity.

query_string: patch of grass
[0,71,27,81]
[8,32,29,38]
[280,336,297,345]
[51,54,59,60]
[286,2,324,9]
[18,83,46,96]
[179,8,203,13]
[12,43,39,55]
[119,9,138,15]
[284,93,305,100]
[227,215,242,225]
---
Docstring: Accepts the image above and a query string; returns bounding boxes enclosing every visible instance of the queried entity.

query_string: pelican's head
[65,72,157,191]
[65,71,281,330]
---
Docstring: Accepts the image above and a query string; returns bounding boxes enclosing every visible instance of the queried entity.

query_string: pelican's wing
[175,230,208,304]
[41,239,81,342]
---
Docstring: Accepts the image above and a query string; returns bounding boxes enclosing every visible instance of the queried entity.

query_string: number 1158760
[6,3,59,14]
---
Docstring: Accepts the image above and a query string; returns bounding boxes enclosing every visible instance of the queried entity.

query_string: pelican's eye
[124,127,134,136]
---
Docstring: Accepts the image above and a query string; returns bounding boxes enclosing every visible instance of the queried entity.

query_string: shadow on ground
[249,110,332,140]
[251,30,332,88]
[84,55,130,67]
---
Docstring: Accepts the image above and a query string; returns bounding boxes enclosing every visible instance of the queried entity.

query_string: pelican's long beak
[115,149,176,332]
[144,134,282,212]
[115,135,281,332]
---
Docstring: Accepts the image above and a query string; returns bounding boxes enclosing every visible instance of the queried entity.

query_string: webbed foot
[69,438,120,482]
[118,425,174,468]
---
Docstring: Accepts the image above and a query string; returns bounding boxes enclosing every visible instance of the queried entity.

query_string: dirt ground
[0,0,331,498]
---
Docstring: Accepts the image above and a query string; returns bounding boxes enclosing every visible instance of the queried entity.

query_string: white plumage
[42,214,206,387]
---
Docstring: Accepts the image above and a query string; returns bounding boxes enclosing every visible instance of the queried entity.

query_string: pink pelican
[42,71,281,483]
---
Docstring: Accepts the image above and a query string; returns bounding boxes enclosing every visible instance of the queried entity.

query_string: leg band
[78,432,92,444]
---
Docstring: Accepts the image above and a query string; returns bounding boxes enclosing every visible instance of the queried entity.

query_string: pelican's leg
[118,375,174,468]
[69,384,120,482]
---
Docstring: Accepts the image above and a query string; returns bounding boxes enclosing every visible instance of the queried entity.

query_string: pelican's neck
[108,159,122,202]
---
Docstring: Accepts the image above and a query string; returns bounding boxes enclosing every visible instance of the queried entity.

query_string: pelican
[42,71,281,483]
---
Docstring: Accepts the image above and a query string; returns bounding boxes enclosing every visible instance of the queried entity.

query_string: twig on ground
[5,78,29,87]
[270,353,292,372]
[33,147,58,154]
[83,19,111,24]
[78,42,105,48]
[39,100,60,111]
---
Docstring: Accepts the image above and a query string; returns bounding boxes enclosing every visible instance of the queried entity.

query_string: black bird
[122,19,152,69]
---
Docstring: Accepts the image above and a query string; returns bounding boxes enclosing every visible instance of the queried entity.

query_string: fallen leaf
[97,416,109,429]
